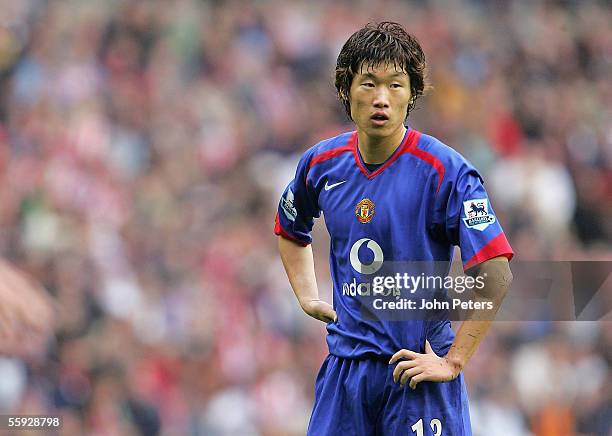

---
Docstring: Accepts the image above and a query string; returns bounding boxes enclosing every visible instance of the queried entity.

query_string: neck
[357,124,407,164]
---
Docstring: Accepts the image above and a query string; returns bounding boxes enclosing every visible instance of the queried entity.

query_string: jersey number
[411,418,442,436]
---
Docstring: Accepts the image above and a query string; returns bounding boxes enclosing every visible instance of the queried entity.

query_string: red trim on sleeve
[463,232,514,270]
[274,213,309,246]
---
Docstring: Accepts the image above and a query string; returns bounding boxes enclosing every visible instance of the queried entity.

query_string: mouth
[370,112,389,127]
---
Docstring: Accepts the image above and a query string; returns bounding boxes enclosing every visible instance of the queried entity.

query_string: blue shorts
[307,354,472,436]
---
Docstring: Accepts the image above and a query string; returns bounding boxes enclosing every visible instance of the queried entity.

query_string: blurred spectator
[0,260,54,357]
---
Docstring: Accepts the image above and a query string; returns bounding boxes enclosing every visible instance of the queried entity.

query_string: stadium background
[0,0,610,434]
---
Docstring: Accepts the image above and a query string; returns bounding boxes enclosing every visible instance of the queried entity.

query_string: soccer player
[275,22,513,435]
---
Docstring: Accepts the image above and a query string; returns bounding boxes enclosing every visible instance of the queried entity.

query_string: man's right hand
[300,298,337,323]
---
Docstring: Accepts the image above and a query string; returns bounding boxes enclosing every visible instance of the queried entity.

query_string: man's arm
[390,256,512,389]
[278,236,337,323]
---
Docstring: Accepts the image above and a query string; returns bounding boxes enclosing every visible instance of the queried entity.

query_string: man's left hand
[389,340,461,389]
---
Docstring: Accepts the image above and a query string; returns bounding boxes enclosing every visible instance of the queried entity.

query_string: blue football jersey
[275,128,513,359]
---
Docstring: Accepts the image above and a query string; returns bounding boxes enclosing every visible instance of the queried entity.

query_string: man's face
[349,63,412,139]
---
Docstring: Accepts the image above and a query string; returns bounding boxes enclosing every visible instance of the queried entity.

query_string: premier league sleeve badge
[462,198,496,231]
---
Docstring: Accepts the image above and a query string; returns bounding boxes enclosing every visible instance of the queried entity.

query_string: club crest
[463,198,496,231]
[355,198,375,223]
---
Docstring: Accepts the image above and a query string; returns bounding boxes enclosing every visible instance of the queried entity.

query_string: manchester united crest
[355,198,375,223]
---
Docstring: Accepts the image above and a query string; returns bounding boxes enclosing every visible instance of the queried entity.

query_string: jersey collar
[351,127,418,180]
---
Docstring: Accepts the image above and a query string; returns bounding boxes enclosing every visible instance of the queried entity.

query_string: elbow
[497,258,513,289]
[505,264,514,289]
[497,263,513,301]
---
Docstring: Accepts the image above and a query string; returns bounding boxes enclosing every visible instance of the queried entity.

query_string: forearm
[278,236,336,323]
[278,235,320,306]
[444,257,513,373]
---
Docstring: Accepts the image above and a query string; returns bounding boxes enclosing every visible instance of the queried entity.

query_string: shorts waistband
[331,353,392,363]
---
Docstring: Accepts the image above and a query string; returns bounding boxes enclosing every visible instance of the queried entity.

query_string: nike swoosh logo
[324,180,347,191]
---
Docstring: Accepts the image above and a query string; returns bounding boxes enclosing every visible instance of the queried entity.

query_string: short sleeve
[444,169,514,270]
[274,151,321,246]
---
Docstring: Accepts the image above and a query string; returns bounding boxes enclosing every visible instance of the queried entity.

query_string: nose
[372,87,390,108]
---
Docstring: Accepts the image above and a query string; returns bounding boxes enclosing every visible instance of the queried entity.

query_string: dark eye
[362,82,375,87]
[391,83,403,88]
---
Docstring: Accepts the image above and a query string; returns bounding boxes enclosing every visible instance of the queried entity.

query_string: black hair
[335,21,429,119]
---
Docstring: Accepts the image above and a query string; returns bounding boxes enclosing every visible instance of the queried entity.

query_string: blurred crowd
[0,0,610,434]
